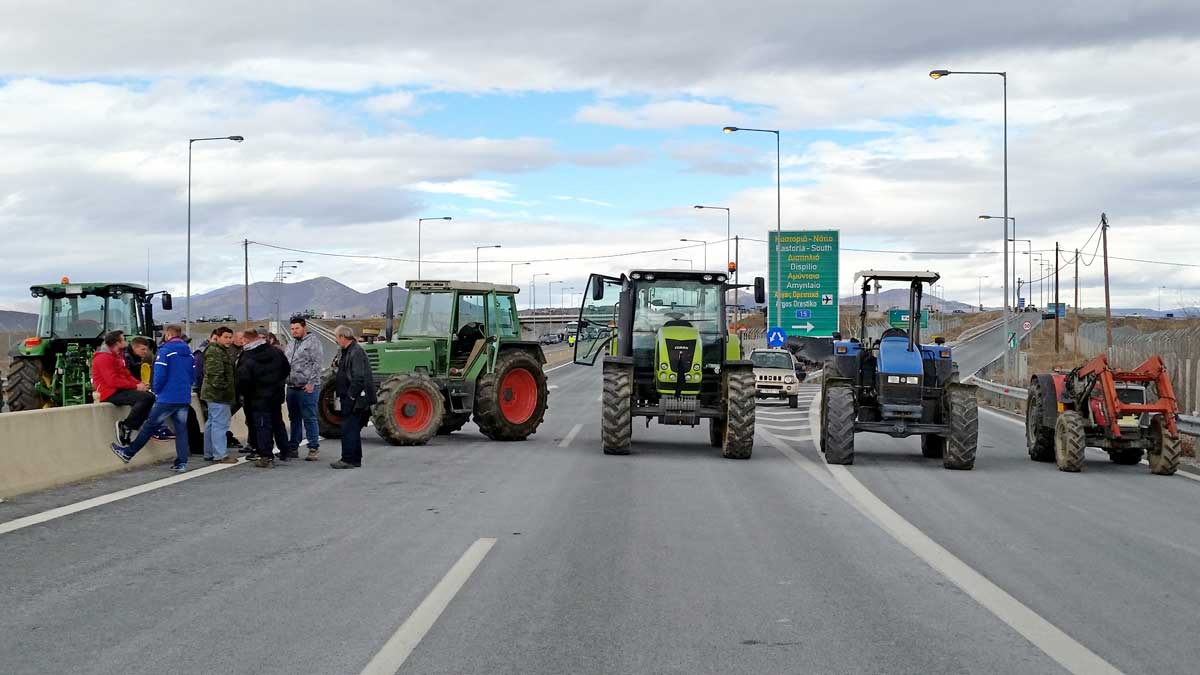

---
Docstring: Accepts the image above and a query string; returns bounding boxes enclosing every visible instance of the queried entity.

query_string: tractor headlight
[887,376,900,384]
[668,373,677,381]
[905,376,920,385]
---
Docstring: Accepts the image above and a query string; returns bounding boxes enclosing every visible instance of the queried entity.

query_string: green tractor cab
[3,280,171,412]
[317,280,549,446]
[574,269,766,458]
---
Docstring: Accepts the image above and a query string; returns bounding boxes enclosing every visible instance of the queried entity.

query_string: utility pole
[1073,247,1080,355]
[1054,241,1060,354]
[1101,213,1113,356]
[243,238,250,328]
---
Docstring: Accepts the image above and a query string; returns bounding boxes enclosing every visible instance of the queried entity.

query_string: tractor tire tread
[474,349,549,441]
[722,368,755,459]
[823,385,855,465]
[316,372,343,439]
[1026,378,1056,462]
[601,363,633,454]
[1148,416,1180,476]
[4,358,44,412]
[373,373,445,446]
[1054,410,1086,472]
[944,386,978,470]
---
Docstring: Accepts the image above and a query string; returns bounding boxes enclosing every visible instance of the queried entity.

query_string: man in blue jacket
[111,324,196,473]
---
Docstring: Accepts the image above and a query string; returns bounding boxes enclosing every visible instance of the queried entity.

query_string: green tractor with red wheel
[317,280,549,445]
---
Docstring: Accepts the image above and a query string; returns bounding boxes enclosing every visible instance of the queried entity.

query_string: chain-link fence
[1078,322,1200,415]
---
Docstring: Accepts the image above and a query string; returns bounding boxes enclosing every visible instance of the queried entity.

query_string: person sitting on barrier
[124,336,153,381]
[110,324,195,473]
[92,330,153,447]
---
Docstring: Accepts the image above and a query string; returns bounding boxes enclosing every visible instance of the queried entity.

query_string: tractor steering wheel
[664,311,686,320]
[456,321,485,344]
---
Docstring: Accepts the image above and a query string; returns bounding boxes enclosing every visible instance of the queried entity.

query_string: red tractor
[1026,355,1180,474]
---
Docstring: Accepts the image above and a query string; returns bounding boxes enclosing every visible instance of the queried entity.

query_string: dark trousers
[238,400,256,449]
[339,395,363,466]
[105,389,154,430]
[252,404,289,456]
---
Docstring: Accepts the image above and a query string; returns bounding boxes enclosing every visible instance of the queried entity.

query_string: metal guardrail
[966,374,1200,437]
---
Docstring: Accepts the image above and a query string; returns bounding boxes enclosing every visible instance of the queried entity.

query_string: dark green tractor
[317,280,549,445]
[574,269,766,458]
[3,280,170,412]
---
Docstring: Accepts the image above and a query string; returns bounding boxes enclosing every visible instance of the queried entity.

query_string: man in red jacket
[92,330,154,446]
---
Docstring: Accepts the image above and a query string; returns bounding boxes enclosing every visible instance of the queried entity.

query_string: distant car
[952,309,965,314]
[749,348,802,408]
[538,333,562,345]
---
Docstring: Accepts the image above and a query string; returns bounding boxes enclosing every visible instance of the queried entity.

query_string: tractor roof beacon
[821,270,979,470]
[316,280,549,446]
[573,268,766,459]
[3,280,172,413]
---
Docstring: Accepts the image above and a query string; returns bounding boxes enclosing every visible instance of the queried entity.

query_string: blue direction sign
[1018,297,1026,310]
[766,327,787,348]
[768,230,839,336]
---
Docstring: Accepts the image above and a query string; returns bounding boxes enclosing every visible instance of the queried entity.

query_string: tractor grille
[880,382,922,406]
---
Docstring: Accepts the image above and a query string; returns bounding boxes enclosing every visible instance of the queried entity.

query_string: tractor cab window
[49,294,107,339]
[632,281,720,334]
[574,274,623,366]
[106,293,140,335]
[493,294,519,338]
[456,294,487,330]
[400,292,454,337]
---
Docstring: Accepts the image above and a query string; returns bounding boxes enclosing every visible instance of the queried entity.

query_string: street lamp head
[442,217,452,221]
[978,215,992,220]
[228,136,244,142]
[722,126,738,134]
[929,70,950,79]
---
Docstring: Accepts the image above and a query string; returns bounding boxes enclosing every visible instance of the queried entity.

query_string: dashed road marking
[360,537,497,675]
[559,423,583,448]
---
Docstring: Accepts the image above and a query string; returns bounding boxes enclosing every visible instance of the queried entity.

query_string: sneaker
[305,449,320,462]
[226,433,243,449]
[329,460,359,469]
[255,456,274,468]
[115,421,132,446]
[152,429,175,442]
[240,446,256,455]
[203,456,215,462]
[171,465,187,473]
[110,443,132,463]
[215,456,239,464]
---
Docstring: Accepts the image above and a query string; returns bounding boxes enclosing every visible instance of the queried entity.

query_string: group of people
[92,317,376,472]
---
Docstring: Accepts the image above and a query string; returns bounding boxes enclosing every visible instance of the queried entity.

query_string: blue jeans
[203,402,232,459]
[125,402,190,468]
[287,386,320,451]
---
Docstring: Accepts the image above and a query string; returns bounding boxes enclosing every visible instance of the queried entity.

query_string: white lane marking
[548,385,560,390]
[545,361,575,373]
[799,393,1121,675]
[759,424,810,432]
[360,537,497,675]
[985,408,1200,483]
[1082,448,1200,483]
[559,423,583,448]
[0,459,248,536]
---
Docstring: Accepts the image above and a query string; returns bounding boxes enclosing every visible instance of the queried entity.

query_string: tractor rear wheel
[1054,410,1086,472]
[943,386,977,470]
[708,417,726,448]
[1147,416,1180,476]
[721,367,755,459]
[601,361,633,454]
[316,372,342,439]
[373,374,444,446]
[475,349,548,441]
[438,413,470,435]
[1026,378,1056,462]
[4,357,49,412]
[823,385,855,465]
[1108,449,1143,465]
[921,434,945,459]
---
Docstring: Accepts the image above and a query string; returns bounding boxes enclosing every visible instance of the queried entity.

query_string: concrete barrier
[0,397,255,500]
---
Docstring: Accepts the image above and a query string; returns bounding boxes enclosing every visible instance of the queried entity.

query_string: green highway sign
[887,309,929,329]
[768,230,839,337]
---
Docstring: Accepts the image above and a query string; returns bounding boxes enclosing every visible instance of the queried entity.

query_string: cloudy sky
[2,1,1199,314]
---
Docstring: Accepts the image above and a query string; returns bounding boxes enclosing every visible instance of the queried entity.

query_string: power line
[249,239,710,265]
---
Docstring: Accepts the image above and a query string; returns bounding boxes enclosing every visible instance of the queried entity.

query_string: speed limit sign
[1022,320,1032,331]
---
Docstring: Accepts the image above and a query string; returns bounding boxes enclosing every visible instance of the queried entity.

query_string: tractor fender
[499,341,547,364]
[1030,373,1062,428]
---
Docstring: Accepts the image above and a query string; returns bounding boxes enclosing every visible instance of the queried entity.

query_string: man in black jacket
[331,324,375,469]
[236,329,291,468]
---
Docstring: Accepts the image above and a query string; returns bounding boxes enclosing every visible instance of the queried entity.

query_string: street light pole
[475,244,501,282]
[510,262,530,286]
[680,238,708,269]
[977,276,990,311]
[186,135,243,338]
[531,272,549,313]
[980,215,1018,309]
[933,69,1009,379]
[693,205,732,270]
[723,126,781,326]
[549,280,563,314]
[417,216,452,280]
[671,258,694,270]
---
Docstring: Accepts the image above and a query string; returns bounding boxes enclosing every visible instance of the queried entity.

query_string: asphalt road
[953,314,1042,378]
[2,352,1198,674]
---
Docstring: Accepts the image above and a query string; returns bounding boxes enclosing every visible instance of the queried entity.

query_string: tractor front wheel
[721,367,755,459]
[4,357,51,412]
[1147,415,1180,476]
[474,350,548,441]
[316,372,343,439]
[823,385,855,465]
[943,386,978,470]
[373,374,445,446]
[1026,378,1056,462]
[601,361,633,454]
[1054,410,1086,472]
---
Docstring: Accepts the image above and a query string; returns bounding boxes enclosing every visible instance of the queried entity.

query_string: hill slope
[163,277,405,321]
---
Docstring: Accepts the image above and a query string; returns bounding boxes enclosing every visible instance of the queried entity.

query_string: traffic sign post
[887,309,929,330]
[768,230,839,336]
[1021,320,1032,332]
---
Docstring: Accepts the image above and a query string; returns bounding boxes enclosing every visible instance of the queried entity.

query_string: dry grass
[939,311,1004,341]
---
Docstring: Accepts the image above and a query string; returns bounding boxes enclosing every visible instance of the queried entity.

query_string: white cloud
[574,99,737,129]
[410,179,516,202]
[363,90,417,114]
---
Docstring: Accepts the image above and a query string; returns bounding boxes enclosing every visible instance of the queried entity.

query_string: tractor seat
[880,327,908,341]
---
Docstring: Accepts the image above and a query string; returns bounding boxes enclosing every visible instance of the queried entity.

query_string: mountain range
[162,276,405,321]
[0,310,37,332]
[839,288,976,313]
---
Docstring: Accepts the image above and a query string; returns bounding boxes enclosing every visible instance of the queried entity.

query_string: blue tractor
[820,270,978,469]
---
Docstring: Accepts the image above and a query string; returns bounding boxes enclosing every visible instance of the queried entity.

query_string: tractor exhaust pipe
[384,282,398,342]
